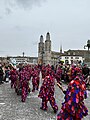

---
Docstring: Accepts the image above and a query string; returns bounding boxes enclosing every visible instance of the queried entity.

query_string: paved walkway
[0,82,90,120]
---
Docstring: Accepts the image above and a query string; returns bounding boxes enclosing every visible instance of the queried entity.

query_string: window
[75,57,79,59]
[65,57,69,59]
[73,52,75,55]
[71,60,73,64]
[65,60,69,64]
[68,52,70,55]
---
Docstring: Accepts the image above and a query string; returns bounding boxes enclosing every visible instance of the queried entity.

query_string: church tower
[44,32,51,65]
[38,35,44,64]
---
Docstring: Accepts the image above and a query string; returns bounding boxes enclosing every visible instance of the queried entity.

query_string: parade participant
[55,65,62,84]
[21,79,29,102]
[70,64,77,80]
[82,64,89,79]
[0,65,4,84]
[61,65,70,83]
[41,65,46,80]
[19,66,30,102]
[31,66,40,92]
[4,66,10,82]
[38,68,58,113]
[57,70,88,120]
[67,65,72,81]
[9,67,18,88]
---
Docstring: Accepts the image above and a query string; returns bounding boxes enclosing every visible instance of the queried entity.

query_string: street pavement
[0,80,90,120]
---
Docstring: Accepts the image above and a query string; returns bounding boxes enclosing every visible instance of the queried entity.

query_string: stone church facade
[38,32,62,65]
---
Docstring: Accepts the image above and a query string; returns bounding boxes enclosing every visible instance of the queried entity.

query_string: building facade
[0,32,89,66]
[7,56,38,65]
[38,32,88,65]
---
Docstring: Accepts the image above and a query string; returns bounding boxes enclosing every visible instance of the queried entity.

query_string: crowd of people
[0,62,90,120]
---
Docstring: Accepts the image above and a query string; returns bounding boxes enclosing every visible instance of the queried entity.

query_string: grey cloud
[14,25,23,31]
[5,8,12,15]
[14,25,31,31]
[0,16,3,19]
[15,0,46,9]
[0,0,46,17]
[5,0,46,10]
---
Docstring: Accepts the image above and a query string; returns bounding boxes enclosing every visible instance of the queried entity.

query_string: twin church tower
[38,32,51,65]
[38,32,62,65]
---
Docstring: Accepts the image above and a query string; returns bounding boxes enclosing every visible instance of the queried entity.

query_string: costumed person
[19,66,30,102]
[41,65,46,80]
[38,68,58,113]
[9,67,18,88]
[24,65,31,93]
[31,66,40,92]
[55,65,62,84]
[70,64,77,81]
[57,69,88,120]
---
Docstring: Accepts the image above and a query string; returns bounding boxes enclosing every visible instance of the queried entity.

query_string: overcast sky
[0,0,90,57]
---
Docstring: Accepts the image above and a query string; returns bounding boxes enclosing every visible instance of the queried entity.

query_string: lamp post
[22,52,25,63]
[22,52,25,57]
